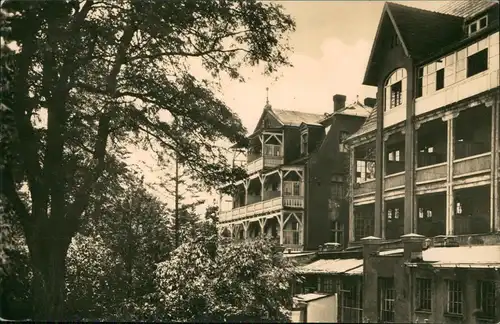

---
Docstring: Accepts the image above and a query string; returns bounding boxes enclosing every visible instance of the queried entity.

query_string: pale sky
[132,1,450,211]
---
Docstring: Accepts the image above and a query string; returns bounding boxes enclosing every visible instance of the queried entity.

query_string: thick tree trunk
[30,235,71,320]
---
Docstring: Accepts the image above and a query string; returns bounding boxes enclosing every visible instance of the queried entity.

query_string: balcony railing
[384,171,405,191]
[353,179,376,197]
[246,155,284,175]
[453,152,491,178]
[416,162,447,184]
[219,195,304,223]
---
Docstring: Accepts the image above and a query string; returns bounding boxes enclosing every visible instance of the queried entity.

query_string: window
[426,209,433,218]
[340,279,363,323]
[301,132,308,155]
[356,160,375,183]
[283,181,301,196]
[283,218,300,245]
[330,182,344,199]
[390,81,402,108]
[456,201,463,215]
[419,207,424,219]
[379,277,396,323]
[354,214,373,241]
[331,221,344,243]
[468,16,488,36]
[476,281,496,319]
[467,49,488,77]
[394,208,400,219]
[387,209,393,220]
[416,67,424,98]
[339,131,349,152]
[388,150,401,162]
[445,279,463,315]
[264,144,281,156]
[321,277,335,294]
[385,68,407,111]
[390,34,400,48]
[416,278,432,312]
[436,67,445,90]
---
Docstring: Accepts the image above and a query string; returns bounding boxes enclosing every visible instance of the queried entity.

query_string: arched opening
[384,68,407,112]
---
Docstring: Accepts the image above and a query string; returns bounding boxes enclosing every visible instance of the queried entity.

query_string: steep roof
[272,109,324,126]
[363,2,464,85]
[334,102,373,118]
[437,0,497,18]
[345,104,378,142]
[386,2,464,59]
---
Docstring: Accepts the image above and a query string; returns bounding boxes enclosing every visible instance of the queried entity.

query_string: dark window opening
[479,17,487,29]
[416,278,432,311]
[470,23,478,34]
[301,132,308,155]
[467,49,488,77]
[379,277,396,323]
[416,67,424,98]
[390,81,402,108]
[436,68,445,90]
[476,280,496,319]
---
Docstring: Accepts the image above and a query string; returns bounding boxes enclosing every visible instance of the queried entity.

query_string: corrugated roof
[421,245,500,267]
[272,109,325,126]
[437,0,497,18]
[387,2,464,60]
[298,258,363,275]
[346,103,378,141]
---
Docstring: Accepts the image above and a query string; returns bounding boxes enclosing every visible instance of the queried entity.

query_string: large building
[217,95,373,250]
[344,0,500,244]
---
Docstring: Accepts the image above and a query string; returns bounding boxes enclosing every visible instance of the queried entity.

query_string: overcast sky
[137,0,449,209]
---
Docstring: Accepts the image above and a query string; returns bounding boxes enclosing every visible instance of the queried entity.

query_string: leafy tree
[0,0,295,319]
[155,221,296,322]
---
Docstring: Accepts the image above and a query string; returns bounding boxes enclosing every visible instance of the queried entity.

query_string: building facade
[218,96,373,250]
[345,0,500,243]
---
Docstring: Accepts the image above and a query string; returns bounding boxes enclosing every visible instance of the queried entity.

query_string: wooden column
[414,122,421,234]
[348,145,356,242]
[375,91,384,238]
[279,211,284,245]
[381,133,389,239]
[404,118,416,234]
[489,97,500,231]
[442,111,459,235]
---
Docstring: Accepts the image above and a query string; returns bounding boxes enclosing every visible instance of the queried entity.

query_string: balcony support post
[278,211,284,245]
[489,98,499,231]
[348,145,356,242]
[381,133,389,239]
[442,111,459,235]
[413,123,421,234]
[242,221,249,240]
[258,218,267,237]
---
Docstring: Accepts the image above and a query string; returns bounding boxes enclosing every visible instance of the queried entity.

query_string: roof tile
[437,0,497,18]
[272,109,325,126]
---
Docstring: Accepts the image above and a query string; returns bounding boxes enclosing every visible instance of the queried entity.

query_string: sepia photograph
[0,0,499,322]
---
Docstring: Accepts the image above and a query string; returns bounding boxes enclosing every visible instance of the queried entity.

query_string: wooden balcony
[246,155,284,175]
[453,152,491,178]
[353,179,376,197]
[416,162,447,184]
[384,171,405,191]
[219,195,304,223]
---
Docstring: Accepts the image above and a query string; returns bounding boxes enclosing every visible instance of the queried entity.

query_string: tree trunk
[30,234,71,320]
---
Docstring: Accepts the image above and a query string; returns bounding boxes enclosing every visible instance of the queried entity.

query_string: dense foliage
[0,0,295,319]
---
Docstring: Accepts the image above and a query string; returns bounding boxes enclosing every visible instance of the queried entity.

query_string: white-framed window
[445,279,463,315]
[356,160,375,183]
[301,131,308,155]
[283,217,300,245]
[321,277,335,294]
[388,150,401,162]
[468,15,488,36]
[339,131,349,152]
[456,201,463,214]
[340,279,363,323]
[467,48,488,77]
[384,68,407,111]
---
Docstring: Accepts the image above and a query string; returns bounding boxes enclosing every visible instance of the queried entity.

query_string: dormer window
[384,68,407,111]
[468,16,488,36]
[301,131,308,155]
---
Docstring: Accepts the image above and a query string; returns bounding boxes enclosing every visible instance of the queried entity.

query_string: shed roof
[345,104,378,142]
[294,293,330,303]
[298,258,363,275]
[420,245,500,268]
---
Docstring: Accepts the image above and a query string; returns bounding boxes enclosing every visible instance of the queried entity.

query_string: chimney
[363,97,376,108]
[333,94,346,112]
[401,233,426,262]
